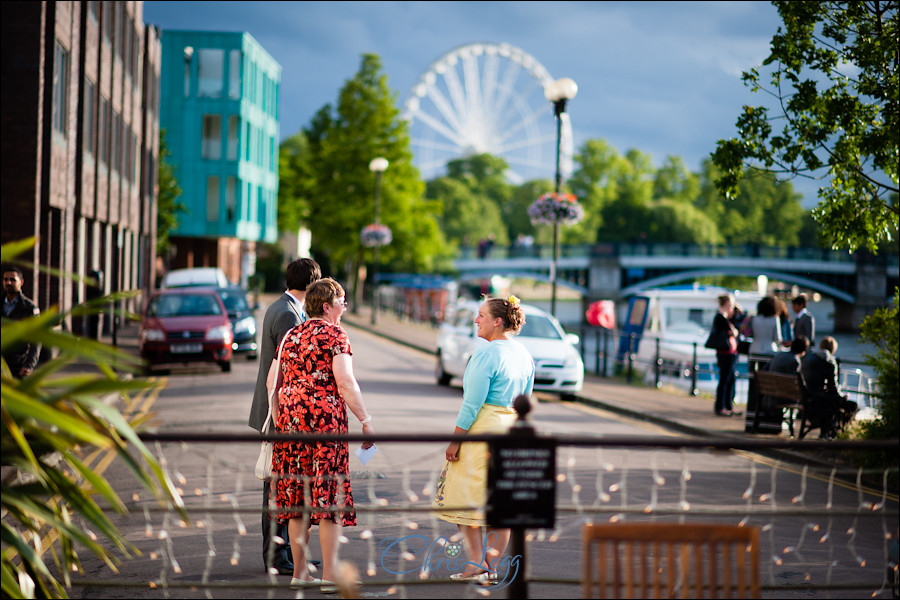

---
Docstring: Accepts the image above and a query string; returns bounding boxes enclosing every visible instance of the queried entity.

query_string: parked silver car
[435,300,584,400]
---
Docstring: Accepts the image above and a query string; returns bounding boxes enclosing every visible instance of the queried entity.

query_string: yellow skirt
[431,404,518,527]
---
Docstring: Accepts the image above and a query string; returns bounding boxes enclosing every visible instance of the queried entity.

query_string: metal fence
[52,422,899,599]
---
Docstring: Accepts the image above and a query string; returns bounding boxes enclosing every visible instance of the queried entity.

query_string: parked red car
[139,287,233,373]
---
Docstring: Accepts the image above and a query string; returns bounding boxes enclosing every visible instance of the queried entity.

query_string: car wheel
[246,352,258,361]
[219,360,232,373]
[435,352,452,386]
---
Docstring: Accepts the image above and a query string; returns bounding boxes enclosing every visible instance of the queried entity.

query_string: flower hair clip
[508,295,520,306]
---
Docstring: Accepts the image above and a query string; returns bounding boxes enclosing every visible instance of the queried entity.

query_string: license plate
[171,343,203,354]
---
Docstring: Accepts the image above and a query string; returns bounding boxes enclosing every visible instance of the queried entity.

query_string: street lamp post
[368,157,389,325]
[545,77,578,318]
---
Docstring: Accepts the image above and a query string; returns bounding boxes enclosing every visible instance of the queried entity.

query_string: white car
[435,300,584,399]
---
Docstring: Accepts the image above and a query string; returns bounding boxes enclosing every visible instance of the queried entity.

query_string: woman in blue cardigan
[432,296,535,583]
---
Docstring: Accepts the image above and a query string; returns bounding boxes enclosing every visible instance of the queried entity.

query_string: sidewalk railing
[59,421,898,599]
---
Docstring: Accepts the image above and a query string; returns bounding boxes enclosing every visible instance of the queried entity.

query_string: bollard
[654,337,662,388]
[627,333,635,383]
[601,329,608,378]
[690,342,699,396]
[507,395,534,599]
[595,329,601,375]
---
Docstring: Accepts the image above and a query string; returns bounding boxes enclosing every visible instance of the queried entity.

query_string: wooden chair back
[583,522,760,598]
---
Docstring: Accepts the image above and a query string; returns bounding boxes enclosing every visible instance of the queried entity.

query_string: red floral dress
[272,320,356,526]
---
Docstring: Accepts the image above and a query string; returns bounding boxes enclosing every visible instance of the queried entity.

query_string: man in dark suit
[2,266,41,378]
[249,258,320,575]
[767,336,810,376]
[792,293,815,348]
[802,336,855,439]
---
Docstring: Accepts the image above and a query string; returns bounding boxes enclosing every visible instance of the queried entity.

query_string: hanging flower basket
[528,192,584,226]
[360,223,393,247]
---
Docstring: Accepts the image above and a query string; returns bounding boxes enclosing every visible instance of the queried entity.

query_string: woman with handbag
[269,278,374,590]
[711,294,741,416]
[431,296,535,583]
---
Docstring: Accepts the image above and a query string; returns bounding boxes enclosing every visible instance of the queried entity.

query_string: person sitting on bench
[767,336,810,376]
[801,336,857,439]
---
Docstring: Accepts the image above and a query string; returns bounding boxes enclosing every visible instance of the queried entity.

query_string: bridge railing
[457,242,863,262]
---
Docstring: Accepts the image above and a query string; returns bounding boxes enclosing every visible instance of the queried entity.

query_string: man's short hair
[792,293,808,308]
[285,258,321,291]
[819,336,837,354]
[790,335,810,355]
[3,266,24,281]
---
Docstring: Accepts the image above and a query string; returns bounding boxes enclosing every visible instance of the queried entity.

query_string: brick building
[1,1,161,334]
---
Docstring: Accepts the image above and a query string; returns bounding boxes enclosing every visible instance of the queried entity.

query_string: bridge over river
[453,242,899,331]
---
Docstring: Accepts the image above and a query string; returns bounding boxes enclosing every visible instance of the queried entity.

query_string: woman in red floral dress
[269,278,374,588]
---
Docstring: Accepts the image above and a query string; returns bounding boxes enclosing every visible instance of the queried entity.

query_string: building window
[197,48,224,98]
[202,115,222,160]
[206,176,220,222]
[229,49,242,99]
[226,177,237,222]
[52,41,69,134]
[84,78,96,156]
[227,116,239,161]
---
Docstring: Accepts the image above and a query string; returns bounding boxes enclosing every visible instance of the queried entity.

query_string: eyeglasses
[332,298,348,309]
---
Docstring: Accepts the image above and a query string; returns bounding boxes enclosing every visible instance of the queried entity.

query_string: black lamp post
[368,157,389,325]
[545,77,578,318]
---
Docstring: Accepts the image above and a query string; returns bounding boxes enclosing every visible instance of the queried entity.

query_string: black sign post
[487,395,557,599]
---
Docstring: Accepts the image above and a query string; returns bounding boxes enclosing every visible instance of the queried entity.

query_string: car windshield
[519,315,562,340]
[149,293,222,317]
[217,288,249,314]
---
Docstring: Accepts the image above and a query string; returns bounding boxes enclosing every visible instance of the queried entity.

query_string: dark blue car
[215,286,258,359]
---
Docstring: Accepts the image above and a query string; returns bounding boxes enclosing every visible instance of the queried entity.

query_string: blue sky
[143,1,815,204]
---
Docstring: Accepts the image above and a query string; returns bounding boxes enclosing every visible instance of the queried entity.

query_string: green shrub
[1,239,186,598]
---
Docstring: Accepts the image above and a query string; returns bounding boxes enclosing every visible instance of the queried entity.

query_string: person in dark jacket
[767,336,810,376]
[2,266,41,378]
[802,336,856,439]
[792,293,815,348]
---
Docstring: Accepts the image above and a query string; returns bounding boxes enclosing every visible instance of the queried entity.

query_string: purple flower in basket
[360,223,393,247]
[528,192,584,226]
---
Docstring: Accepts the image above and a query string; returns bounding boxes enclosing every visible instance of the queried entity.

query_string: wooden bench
[752,371,812,438]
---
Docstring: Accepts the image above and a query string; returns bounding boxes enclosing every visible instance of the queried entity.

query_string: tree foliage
[712,1,899,252]
[300,54,448,282]
[1,239,186,599]
[156,130,185,257]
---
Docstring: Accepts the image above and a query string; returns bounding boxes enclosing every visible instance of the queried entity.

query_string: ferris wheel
[402,42,574,184]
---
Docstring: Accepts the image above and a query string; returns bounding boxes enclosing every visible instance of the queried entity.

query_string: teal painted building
[159,30,280,284]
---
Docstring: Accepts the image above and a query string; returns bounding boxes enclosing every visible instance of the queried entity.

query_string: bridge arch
[619,268,855,303]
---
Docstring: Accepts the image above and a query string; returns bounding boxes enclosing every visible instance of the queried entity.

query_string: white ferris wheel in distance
[402,42,575,185]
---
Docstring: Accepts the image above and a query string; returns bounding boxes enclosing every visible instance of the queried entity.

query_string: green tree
[277,131,314,234]
[302,54,447,285]
[712,1,899,252]
[426,154,511,249]
[853,288,899,472]
[697,159,807,246]
[156,130,185,258]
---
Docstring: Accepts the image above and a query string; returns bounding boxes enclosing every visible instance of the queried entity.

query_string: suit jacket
[801,348,841,401]
[766,351,802,376]
[794,311,815,346]
[248,292,304,432]
[2,292,41,373]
